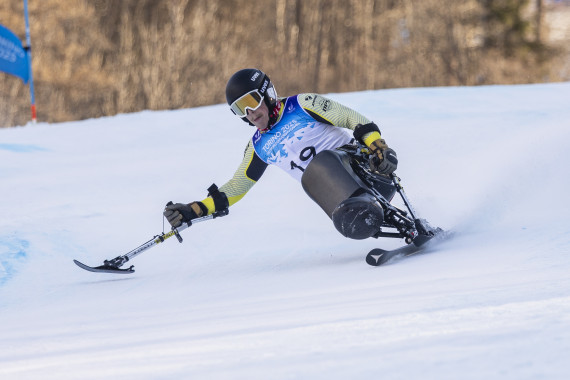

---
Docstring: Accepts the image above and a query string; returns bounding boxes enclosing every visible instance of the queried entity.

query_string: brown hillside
[1,0,568,127]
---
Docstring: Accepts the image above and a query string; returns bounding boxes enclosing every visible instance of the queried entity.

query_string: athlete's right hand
[163,201,207,228]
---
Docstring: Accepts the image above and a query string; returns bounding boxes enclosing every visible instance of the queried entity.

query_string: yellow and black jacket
[201,93,382,214]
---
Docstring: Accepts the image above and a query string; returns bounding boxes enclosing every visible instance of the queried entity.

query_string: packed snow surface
[1,83,569,379]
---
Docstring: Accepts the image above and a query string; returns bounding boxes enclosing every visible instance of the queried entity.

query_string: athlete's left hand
[369,139,398,175]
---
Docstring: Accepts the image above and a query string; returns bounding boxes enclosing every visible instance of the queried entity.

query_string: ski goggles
[230,90,264,117]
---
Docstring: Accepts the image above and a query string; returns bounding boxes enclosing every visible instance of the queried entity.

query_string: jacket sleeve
[201,140,268,214]
[297,93,382,145]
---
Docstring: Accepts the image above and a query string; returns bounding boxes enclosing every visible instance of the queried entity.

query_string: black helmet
[225,68,278,124]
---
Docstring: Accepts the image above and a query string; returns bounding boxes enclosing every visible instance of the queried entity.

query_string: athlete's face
[245,100,270,130]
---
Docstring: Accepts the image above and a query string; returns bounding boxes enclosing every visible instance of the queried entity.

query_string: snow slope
[1,82,569,380]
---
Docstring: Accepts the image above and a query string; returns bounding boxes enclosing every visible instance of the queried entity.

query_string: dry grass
[1,0,567,127]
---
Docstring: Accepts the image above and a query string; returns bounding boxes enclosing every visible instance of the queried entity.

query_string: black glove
[163,201,208,228]
[369,139,398,175]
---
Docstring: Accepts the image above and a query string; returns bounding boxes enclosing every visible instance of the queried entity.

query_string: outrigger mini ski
[74,185,228,274]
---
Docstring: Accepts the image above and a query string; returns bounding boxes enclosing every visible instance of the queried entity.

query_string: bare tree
[0,0,562,127]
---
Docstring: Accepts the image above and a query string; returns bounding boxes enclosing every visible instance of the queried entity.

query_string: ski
[73,259,135,274]
[71,227,186,275]
[73,185,230,275]
[366,229,450,266]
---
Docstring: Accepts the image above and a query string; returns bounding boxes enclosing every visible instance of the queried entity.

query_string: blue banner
[0,24,29,84]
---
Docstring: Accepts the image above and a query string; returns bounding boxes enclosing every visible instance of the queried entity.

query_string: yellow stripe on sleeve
[363,131,382,147]
[199,142,261,215]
